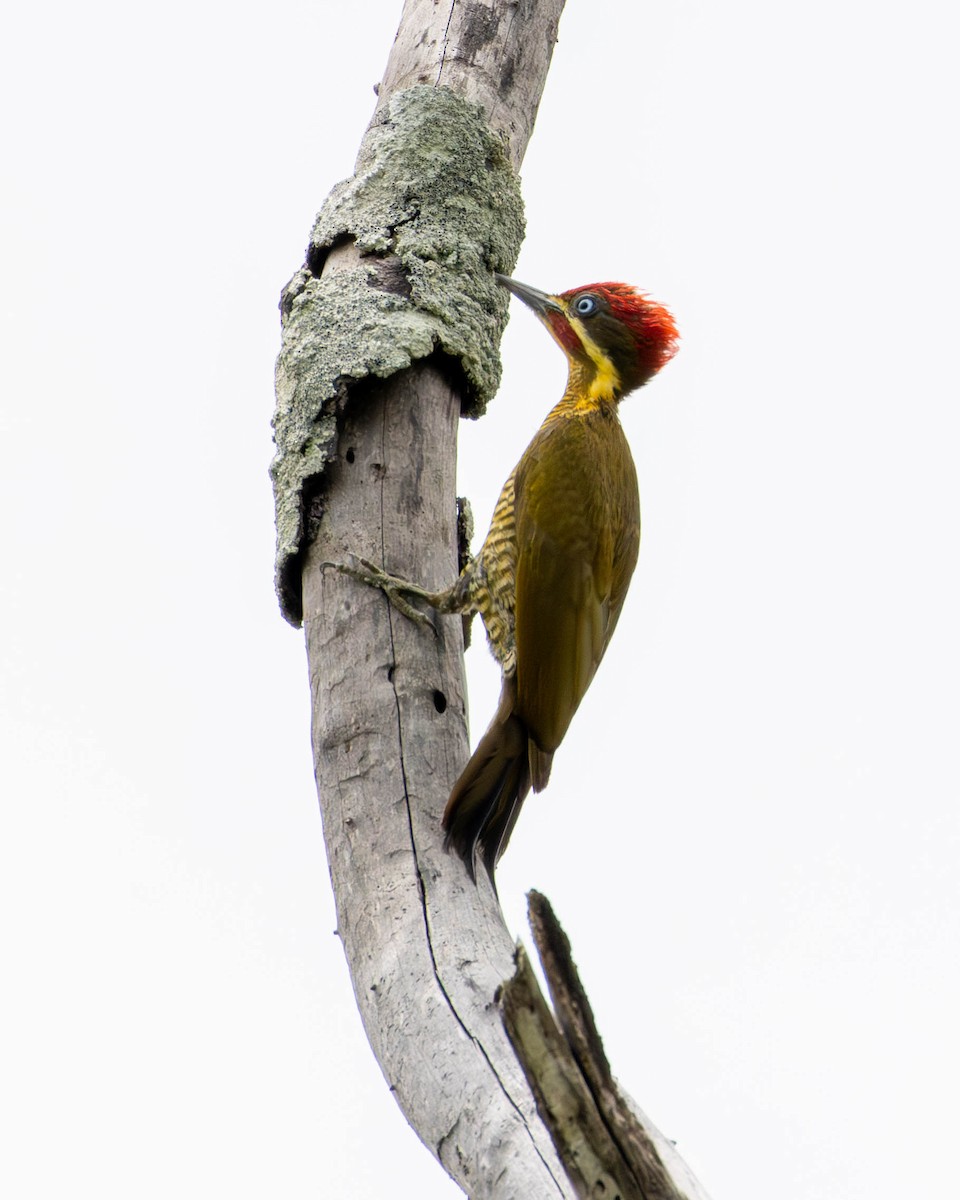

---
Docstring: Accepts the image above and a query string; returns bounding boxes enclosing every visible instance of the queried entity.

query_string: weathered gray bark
[291,5,575,1193]
[276,2,713,1196]
[377,0,562,162]
[303,364,572,1196]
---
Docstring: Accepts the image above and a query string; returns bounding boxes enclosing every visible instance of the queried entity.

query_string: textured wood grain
[377,0,563,169]
[297,4,570,1193]
[303,365,572,1195]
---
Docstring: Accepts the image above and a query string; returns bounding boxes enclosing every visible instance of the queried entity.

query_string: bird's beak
[494,273,562,317]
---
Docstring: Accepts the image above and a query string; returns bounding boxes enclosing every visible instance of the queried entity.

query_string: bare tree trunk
[302,362,572,1195]
[272,3,712,1195]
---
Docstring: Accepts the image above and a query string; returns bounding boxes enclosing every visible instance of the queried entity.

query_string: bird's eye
[573,294,599,317]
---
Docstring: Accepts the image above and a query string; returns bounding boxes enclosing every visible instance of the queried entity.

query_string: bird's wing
[513,418,639,758]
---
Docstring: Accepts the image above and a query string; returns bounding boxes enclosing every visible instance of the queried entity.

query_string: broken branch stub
[503,893,710,1200]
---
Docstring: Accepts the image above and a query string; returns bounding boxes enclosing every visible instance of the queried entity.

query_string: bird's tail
[443,676,551,882]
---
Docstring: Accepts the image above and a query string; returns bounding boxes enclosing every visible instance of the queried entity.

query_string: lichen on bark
[271,86,524,625]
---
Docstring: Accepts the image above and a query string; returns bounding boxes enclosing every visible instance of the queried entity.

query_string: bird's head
[496,274,679,402]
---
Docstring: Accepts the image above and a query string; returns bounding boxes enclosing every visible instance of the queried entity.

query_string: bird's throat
[570,319,622,406]
[557,359,621,416]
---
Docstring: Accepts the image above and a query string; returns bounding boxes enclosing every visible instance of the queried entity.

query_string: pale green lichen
[271,86,524,625]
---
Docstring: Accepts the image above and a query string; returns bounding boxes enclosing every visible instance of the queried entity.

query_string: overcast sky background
[2,1,958,1196]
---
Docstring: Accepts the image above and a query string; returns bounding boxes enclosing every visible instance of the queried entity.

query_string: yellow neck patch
[569,317,621,405]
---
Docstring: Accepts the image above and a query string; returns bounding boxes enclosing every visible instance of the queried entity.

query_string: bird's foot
[322,556,439,635]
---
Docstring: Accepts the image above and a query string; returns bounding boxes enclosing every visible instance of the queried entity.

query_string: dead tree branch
[272,2,712,1195]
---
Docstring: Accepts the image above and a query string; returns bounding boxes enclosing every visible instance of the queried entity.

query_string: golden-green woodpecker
[349,274,678,881]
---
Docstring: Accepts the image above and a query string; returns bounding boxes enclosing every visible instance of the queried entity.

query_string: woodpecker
[346,274,678,881]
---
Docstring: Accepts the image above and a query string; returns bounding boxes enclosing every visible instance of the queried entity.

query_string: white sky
[2,1,957,1196]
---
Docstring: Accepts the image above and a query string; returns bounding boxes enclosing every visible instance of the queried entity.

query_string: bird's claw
[322,556,439,636]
